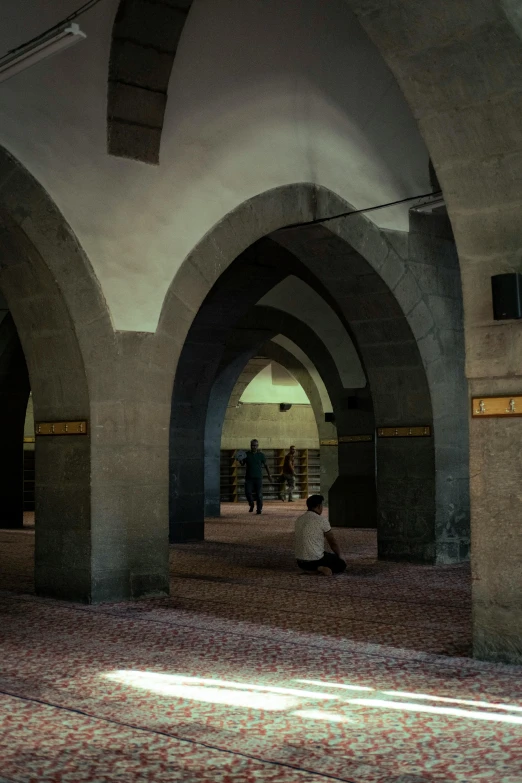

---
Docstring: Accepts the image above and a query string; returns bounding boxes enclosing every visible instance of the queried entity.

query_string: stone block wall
[221,403,319,450]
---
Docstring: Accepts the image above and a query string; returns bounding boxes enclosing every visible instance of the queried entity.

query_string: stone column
[320,443,338,504]
[469,380,522,664]
[346,0,522,665]
[328,389,377,529]
[462,238,522,664]
[89,332,171,598]
[408,210,470,563]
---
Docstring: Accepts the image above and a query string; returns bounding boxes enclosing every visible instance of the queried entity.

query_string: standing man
[239,439,272,515]
[294,494,346,575]
[280,445,296,502]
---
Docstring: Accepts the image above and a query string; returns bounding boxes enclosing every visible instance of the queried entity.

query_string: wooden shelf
[220,448,321,502]
[23,451,35,511]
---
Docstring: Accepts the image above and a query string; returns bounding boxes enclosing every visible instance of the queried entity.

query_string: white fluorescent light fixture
[0,23,86,84]
[411,196,446,214]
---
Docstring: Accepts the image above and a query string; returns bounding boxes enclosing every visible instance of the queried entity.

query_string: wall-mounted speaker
[491,273,522,320]
[279,403,292,412]
[325,412,335,423]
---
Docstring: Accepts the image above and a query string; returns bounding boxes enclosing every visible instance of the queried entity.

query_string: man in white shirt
[294,494,346,575]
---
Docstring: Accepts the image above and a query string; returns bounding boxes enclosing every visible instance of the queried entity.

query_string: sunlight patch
[381,691,522,713]
[296,679,374,692]
[293,709,355,723]
[104,671,340,711]
[345,698,522,725]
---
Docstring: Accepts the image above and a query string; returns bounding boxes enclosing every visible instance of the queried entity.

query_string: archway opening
[209,355,331,555]
[166,186,470,654]
[169,222,451,562]
[221,359,321,505]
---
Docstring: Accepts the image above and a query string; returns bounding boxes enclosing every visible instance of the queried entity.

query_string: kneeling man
[295,494,346,575]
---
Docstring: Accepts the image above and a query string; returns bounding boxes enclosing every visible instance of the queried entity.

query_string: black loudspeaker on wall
[279,403,292,412]
[325,412,335,423]
[491,273,522,320]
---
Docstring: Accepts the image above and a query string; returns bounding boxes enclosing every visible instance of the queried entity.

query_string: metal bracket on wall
[339,434,374,443]
[320,439,338,446]
[377,426,431,438]
[472,396,522,417]
[35,421,88,436]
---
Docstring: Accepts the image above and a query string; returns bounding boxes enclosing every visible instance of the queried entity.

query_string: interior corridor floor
[1,503,521,782]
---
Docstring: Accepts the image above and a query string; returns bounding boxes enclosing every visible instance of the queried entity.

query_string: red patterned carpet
[1,503,521,782]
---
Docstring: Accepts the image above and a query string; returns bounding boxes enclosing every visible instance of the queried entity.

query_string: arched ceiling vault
[271,334,333,413]
[238,361,311,406]
[258,276,366,389]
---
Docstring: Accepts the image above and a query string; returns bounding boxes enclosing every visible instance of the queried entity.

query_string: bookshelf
[220,448,321,502]
[220,449,239,503]
[23,449,35,512]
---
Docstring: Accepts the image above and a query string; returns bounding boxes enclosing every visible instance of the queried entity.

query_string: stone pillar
[0,146,173,603]
[36,331,172,602]
[35,435,93,600]
[320,443,338,504]
[328,390,377,528]
[170,337,234,543]
[408,210,470,564]
[464,284,522,664]
[87,332,171,598]
[469,380,522,664]
[377,436,436,561]
[344,0,520,661]
[330,443,376,529]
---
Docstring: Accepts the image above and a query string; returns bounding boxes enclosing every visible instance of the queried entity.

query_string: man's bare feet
[317,566,333,576]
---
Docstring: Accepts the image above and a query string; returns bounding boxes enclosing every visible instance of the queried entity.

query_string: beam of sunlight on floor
[105,671,340,709]
[295,679,374,692]
[105,672,298,711]
[292,709,356,723]
[345,698,522,725]
[105,672,522,726]
[381,691,522,713]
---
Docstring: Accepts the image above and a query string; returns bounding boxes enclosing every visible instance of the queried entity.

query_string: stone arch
[258,341,334,447]
[272,334,334,414]
[217,350,329,501]
[341,3,522,658]
[164,183,467,562]
[0,146,116,601]
[107,0,194,163]
[229,306,376,524]
[202,306,370,524]
[275,225,468,561]
[259,276,366,389]
[259,337,374,528]
[168,234,371,541]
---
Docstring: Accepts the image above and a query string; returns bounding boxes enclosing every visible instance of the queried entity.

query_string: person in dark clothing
[280,445,296,501]
[239,439,272,514]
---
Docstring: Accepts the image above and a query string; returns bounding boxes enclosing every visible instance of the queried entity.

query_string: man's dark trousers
[245,477,263,512]
[296,551,347,573]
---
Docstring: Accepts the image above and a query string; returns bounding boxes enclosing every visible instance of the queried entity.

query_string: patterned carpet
[1,503,521,782]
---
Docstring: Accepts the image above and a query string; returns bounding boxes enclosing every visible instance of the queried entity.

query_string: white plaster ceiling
[0,0,428,331]
[240,362,311,405]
